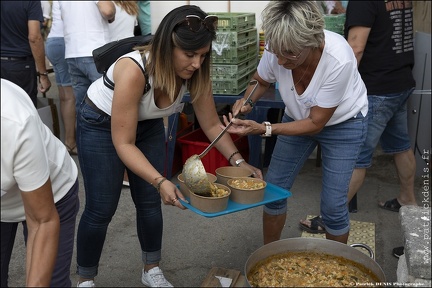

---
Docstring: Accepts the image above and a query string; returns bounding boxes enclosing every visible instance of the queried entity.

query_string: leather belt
[1,56,33,61]
[85,97,109,117]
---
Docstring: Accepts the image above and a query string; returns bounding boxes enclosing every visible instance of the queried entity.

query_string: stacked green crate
[210,13,258,95]
[324,14,346,35]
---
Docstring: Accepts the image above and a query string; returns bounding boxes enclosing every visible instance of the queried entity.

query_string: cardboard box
[201,267,247,287]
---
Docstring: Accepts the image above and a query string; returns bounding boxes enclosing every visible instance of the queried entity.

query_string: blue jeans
[76,100,165,278]
[356,88,414,168]
[45,37,72,86]
[264,112,368,236]
[66,57,102,111]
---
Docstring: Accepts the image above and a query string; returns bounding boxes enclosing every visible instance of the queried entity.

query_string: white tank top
[87,50,186,120]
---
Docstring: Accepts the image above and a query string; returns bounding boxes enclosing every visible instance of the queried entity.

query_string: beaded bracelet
[246,98,255,108]
[228,151,240,164]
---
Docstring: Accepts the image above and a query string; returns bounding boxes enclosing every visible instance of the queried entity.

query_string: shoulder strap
[103,56,151,94]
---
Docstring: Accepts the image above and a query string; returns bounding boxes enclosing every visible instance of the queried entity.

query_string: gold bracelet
[151,176,164,188]
[155,177,167,193]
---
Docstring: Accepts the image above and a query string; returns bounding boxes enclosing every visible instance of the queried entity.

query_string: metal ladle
[182,80,259,196]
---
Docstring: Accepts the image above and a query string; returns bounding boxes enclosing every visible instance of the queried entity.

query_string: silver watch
[261,121,272,137]
[235,158,245,167]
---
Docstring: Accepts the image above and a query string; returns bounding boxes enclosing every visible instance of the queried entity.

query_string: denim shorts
[264,111,367,236]
[356,88,414,168]
[45,37,72,86]
[66,57,102,111]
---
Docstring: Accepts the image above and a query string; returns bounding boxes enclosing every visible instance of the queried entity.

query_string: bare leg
[263,211,286,244]
[392,149,417,205]
[347,168,366,202]
[58,85,76,152]
[144,263,159,272]
[326,232,349,244]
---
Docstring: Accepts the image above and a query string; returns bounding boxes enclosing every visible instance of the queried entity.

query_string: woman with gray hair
[224,1,368,245]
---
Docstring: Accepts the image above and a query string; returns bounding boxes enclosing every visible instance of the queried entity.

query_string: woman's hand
[158,180,188,209]
[232,97,253,117]
[221,113,265,137]
[220,113,264,180]
[240,161,264,180]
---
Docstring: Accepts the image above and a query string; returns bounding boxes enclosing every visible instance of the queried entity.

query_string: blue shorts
[264,112,367,236]
[45,37,72,86]
[356,88,414,168]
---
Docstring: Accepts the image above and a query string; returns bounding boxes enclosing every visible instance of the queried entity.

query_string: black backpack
[92,35,153,93]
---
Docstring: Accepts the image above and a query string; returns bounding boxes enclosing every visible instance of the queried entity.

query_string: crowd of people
[1,0,423,287]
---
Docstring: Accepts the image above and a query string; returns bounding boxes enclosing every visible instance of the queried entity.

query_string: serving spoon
[182,80,259,196]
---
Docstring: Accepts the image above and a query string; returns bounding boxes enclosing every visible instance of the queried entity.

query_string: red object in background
[177,128,249,175]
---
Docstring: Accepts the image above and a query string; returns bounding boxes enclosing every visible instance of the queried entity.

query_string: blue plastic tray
[179,182,292,218]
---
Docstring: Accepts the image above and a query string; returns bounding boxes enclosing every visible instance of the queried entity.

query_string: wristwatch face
[262,121,271,137]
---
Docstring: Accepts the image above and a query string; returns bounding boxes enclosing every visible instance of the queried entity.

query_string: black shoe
[393,246,404,258]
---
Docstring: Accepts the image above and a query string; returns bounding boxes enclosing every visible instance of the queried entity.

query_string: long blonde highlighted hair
[114,1,138,16]
[138,5,216,103]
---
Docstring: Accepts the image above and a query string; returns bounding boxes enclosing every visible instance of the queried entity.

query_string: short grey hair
[262,1,325,56]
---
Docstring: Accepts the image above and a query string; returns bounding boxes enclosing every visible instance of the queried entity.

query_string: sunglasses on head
[178,15,218,32]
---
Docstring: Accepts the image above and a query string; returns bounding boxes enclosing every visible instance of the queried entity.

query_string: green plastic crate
[212,41,258,64]
[213,28,257,48]
[324,14,345,35]
[212,71,254,95]
[209,12,256,32]
[211,56,257,80]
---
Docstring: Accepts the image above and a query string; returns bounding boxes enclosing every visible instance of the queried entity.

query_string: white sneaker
[141,267,173,287]
[77,280,95,287]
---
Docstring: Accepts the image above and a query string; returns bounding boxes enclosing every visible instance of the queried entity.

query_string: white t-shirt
[1,79,78,223]
[258,30,368,126]
[41,0,51,20]
[47,1,63,38]
[108,3,137,42]
[87,50,186,120]
[59,1,111,58]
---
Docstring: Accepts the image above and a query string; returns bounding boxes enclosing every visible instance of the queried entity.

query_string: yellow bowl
[215,166,253,186]
[227,177,266,204]
[189,183,231,213]
[177,173,217,198]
